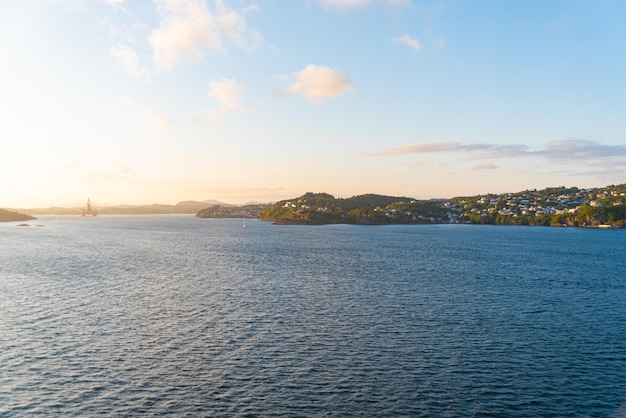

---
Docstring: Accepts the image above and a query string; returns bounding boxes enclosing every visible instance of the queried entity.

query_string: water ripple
[1,218,626,416]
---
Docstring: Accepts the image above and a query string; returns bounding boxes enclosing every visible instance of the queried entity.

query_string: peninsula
[0,208,36,223]
[252,183,626,227]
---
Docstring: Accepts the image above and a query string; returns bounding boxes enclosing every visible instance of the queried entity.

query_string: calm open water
[1,216,626,417]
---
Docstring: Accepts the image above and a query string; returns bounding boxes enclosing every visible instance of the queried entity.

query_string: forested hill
[255,184,626,227]
[341,194,415,210]
[258,192,442,225]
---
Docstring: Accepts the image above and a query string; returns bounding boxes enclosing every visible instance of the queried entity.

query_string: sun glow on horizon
[1,1,625,209]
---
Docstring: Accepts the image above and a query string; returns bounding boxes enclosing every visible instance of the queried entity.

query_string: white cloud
[472,163,498,170]
[137,107,170,136]
[105,0,125,9]
[287,64,353,103]
[150,0,219,71]
[216,1,262,50]
[150,0,261,72]
[111,44,149,80]
[393,34,422,52]
[204,78,245,125]
[208,78,244,111]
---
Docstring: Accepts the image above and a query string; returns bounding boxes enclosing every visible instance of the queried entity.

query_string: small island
[0,208,36,223]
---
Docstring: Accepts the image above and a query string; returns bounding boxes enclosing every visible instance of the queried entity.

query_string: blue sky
[2,0,625,207]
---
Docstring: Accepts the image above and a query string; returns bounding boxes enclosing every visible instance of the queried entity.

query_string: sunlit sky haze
[2,0,626,208]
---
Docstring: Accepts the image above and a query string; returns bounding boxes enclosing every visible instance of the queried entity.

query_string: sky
[2,0,626,208]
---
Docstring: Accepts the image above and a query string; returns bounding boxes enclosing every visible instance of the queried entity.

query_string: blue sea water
[1,216,626,417]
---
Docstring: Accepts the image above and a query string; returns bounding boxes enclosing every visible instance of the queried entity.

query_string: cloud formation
[393,34,422,52]
[150,0,261,72]
[111,44,148,80]
[137,107,170,136]
[377,139,626,163]
[150,0,219,71]
[539,139,626,160]
[207,78,244,116]
[216,1,262,50]
[472,163,498,170]
[287,64,353,103]
[377,141,493,155]
[106,0,125,9]
[316,0,413,9]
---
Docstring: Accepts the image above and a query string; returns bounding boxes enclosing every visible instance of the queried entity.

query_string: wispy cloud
[136,107,170,137]
[316,0,410,8]
[150,0,220,71]
[150,0,261,72]
[285,64,353,103]
[216,1,262,50]
[186,78,248,126]
[110,44,149,80]
[208,78,244,111]
[376,139,626,164]
[377,141,495,155]
[105,0,125,10]
[472,163,498,170]
[539,139,626,160]
[393,34,422,52]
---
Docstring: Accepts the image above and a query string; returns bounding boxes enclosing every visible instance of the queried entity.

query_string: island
[0,208,36,223]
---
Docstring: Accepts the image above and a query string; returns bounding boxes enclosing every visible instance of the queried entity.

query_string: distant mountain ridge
[11,200,230,215]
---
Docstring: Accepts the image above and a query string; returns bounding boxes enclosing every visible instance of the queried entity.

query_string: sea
[1,215,626,417]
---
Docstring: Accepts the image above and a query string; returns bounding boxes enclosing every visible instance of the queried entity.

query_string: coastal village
[446,185,626,225]
[250,184,626,227]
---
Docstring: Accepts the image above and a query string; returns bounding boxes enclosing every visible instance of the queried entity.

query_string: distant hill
[14,200,230,215]
[0,208,36,222]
